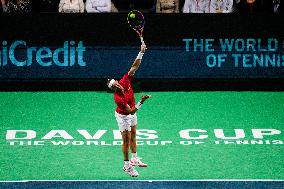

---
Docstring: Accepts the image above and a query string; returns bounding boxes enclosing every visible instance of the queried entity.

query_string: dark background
[1,13,283,46]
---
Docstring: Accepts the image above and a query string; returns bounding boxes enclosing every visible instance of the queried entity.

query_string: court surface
[0,92,283,183]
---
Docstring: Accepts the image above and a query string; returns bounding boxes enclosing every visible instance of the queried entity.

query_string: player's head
[107,79,124,92]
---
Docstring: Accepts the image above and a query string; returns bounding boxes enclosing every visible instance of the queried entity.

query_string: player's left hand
[141,94,151,103]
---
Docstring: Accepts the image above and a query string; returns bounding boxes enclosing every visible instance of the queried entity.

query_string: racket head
[127,10,145,37]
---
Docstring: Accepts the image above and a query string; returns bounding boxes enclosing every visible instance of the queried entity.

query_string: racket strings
[127,10,145,40]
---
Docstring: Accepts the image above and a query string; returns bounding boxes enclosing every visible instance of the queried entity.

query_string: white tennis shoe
[123,164,139,177]
[130,157,148,167]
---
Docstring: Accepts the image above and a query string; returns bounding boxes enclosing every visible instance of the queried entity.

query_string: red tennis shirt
[114,73,135,115]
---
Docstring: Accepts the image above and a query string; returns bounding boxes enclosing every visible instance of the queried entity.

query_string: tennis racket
[127,10,145,45]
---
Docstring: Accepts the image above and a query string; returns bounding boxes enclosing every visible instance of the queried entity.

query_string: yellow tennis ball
[130,13,135,19]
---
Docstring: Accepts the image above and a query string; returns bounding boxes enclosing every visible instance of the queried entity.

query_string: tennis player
[107,43,150,177]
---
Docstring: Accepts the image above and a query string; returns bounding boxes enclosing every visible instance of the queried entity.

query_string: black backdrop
[1,13,284,46]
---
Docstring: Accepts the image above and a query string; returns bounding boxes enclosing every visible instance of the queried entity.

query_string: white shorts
[115,111,137,132]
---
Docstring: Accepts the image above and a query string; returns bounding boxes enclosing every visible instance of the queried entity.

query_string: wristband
[135,101,143,110]
[140,36,144,45]
[136,52,144,60]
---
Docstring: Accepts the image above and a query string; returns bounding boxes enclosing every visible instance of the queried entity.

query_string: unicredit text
[0,41,86,66]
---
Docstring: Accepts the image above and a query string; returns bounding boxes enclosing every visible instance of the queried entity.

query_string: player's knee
[131,125,136,135]
[121,131,130,144]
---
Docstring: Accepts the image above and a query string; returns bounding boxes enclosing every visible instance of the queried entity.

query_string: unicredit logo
[0,41,86,67]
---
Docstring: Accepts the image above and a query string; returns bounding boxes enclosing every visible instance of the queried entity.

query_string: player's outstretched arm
[128,44,147,76]
[125,94,151,115]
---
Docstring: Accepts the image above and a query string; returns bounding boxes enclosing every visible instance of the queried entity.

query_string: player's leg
[121,131,131,161]
[130,125,137,154]
[115,112,139,177]
[121,130,139,177]
[129,114,148,167]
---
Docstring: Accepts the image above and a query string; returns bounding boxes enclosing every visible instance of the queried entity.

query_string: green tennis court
[0,92,283,181]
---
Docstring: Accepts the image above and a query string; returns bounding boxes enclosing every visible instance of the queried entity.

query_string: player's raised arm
[128,43,147,76]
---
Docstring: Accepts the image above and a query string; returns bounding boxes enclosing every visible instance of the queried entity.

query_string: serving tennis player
[107,43,150,177]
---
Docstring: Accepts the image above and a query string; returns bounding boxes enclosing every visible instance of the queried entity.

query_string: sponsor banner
[0,40,284,79]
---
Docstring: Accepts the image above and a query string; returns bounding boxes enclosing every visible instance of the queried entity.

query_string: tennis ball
[130,13,135,19]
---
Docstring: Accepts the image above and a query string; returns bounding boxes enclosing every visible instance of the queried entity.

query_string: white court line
[0,179,284,183]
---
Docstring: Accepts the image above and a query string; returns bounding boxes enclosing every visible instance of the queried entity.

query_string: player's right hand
[140,44,147,53]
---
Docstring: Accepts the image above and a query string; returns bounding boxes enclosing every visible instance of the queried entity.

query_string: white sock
[124,160,130,166]
[132,153,137,159]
